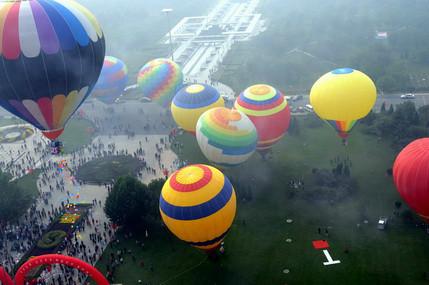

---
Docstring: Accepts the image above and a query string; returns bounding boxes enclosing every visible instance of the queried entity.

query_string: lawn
[0,117,25,127]
[59,118,96,153]
[76,155,143,184]
[16,169,41,202]
[94,116,429,285]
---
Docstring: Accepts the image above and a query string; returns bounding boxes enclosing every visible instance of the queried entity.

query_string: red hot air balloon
[393,138,429,223]
[14,254,109,285]
[0,266,13,285]
[234,84,290,155]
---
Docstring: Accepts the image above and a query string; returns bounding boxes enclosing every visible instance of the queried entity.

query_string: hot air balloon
[159,164,236,251]
[393,138,429,223]
[171,84,225,134]
[137,58,183,107]
[234,84,290,154]
[0,0,105,141]
[310,68,377,141]
[14,254,109,285]
[196,107,257,167]
[92,56,128,104]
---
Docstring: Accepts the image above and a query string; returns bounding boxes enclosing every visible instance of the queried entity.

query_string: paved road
[288,93,429,112]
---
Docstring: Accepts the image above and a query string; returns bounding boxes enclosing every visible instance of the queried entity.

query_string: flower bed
[36,230,67,249]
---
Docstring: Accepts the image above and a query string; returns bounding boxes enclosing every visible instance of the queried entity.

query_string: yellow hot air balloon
[159,164,236,251]
[171,84,225,134]
[310,68,377,140]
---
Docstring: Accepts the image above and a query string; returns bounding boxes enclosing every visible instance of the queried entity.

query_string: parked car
[291,95,304,101]
[400,93,415,99]
[377,217,388,230]
[304,104,314,112]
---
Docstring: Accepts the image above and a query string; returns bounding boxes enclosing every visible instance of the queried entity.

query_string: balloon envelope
[393,138,429,222]
[310,68,377,138]
[234,84,290,151]
[159,164,236,251]
[92,56,128,104]
[15,254,109,285]
[0,0,105,140]
[172,84,225,133]
[196,107,257,166]
[137,58,183,107]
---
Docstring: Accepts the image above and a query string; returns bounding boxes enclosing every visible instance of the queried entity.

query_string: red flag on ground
[312,240,330,250]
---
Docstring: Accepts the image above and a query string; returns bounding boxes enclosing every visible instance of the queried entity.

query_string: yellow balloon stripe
[161,168,225,207]
[171,97,224,132]
[259,133,285,145]
[160,192,236,244]
[175,166,205,184]
[234,100,287,117]
[52,95,66,129]
[0,2,13,55]
[244,85,277,101]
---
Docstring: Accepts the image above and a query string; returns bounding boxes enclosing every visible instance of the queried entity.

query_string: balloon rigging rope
[159,256,208,285]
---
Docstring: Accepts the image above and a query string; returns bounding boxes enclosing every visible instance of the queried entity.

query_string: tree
[104,176,164,230]
[394,201,402,210]
[418,105,429,127]
[361,110,377,126]
[343,164,350,177]
[380,102,386,113]
[288,117,300,136]
[0,172,32,224]
[374,115,394,137]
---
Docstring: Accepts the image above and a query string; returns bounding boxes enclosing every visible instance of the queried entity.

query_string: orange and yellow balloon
[310,68,377,139]
[159,164,236,251]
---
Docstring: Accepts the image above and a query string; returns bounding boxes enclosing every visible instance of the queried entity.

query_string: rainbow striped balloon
[159,164,237,251]
[326,120,357,139]
[171,84,225,133]
[235,84,291,152]
[0,0,105,140]
[137,58,183,107]
[196,107,257,167]
[92,56,128,104]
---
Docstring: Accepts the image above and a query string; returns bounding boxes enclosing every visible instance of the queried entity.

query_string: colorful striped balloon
[171,84,225,133]
[92,56,128,104]
[310,68,377,140]
[159,164,237,251]
[137,58,183,107]
[0,0,105,140]
[326,120,357,139]
[235,84,291,152]
[196,107,257,167]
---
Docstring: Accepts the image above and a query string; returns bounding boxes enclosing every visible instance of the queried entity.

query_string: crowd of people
[0,101,186,284]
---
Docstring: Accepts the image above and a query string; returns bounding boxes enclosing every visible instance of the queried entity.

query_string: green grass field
[59,119,96,153]
[94,116,429,285]
[76,155,142,184]
[15,169,41,197]
[15,169,41,216]
[0,117,25,127]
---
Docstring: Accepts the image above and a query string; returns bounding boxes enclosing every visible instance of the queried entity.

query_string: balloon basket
[50,140,64,155]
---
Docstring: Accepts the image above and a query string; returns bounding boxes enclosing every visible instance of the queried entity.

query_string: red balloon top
[393,138,429,222]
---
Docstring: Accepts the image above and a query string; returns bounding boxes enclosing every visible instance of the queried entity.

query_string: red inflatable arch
[14,254,109,285]
[0,266,14,285]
